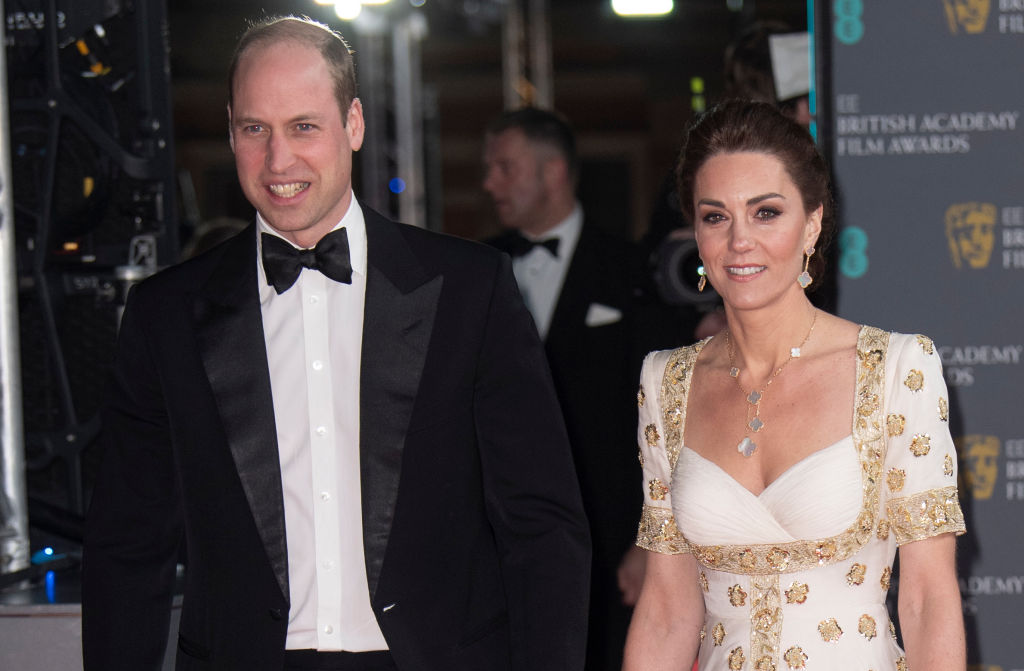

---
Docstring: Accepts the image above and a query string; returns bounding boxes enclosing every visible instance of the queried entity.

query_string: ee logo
[835,0,865,45]
[840,226,869,279]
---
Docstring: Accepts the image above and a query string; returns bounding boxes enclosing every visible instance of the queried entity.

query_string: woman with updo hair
[624,100,966,671]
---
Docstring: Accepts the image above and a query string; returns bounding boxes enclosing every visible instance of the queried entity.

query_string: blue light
[31,547,59,564]
[45,571,57,603]
[388,178,406,194]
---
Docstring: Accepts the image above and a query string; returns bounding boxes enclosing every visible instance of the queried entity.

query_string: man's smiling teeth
[268,182,310,198]
[727,266,766,276]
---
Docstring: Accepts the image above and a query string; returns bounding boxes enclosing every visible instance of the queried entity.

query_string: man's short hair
[227,15,357,121]
[486,107,578,183]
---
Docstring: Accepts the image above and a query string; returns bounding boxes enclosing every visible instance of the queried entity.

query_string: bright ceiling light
[360,0,392,5]
[611,0,673,17]
[334,0,362,20]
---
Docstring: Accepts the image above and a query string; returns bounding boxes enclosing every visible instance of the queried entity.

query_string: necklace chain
[725,310,818,457]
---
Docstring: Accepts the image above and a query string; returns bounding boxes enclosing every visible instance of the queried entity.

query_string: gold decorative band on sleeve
[887,485,966,546]
[636,504,689,555]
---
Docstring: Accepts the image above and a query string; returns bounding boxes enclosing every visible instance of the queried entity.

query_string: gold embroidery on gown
[633,328,966,670]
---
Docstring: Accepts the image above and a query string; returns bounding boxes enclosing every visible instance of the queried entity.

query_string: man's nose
[266,133,296,173]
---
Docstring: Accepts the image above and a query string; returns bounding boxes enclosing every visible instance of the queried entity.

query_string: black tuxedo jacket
[83,208,591,671]
[489,224,643,562]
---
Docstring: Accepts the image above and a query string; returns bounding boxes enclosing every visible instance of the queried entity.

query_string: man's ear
[346,99,365,152]
[542,155,569,190]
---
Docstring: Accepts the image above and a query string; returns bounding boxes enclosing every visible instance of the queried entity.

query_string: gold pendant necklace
[726,310,817,458]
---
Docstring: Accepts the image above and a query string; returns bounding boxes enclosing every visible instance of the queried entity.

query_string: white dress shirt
[511,203,583,339]
[256,197,388,651]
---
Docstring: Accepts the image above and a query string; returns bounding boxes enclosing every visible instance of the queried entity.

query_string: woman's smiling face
[693,151,822,312]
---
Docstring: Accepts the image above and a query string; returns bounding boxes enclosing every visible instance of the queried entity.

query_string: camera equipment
[650,234,720,307]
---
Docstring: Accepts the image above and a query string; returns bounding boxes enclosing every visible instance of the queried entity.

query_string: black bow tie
[506,232,559,258]
[261,229,353,294]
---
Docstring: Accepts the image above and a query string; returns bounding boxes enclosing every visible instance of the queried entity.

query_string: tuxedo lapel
[546,226,594,349]
[193,226,289,603]
[360,211,442,598]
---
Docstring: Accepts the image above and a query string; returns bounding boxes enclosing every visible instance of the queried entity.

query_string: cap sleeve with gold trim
[634,344,704,555]
[881,333,966,545]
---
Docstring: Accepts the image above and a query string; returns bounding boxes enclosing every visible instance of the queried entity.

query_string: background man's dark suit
[489,222,643,669]
[83,208,591,670]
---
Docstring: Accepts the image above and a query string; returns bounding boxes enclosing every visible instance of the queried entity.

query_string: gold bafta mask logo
[945,202,996,269]
[943,0,991,34]
[956,435,999,500]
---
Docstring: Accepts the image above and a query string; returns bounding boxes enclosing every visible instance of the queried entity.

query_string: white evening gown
[635,327,965,671]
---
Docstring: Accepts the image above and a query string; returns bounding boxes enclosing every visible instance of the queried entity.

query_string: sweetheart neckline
[681,435,855,499]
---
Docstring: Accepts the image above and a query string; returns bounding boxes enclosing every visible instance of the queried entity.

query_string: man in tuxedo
[82,17,590,671]
[482,108,646,671]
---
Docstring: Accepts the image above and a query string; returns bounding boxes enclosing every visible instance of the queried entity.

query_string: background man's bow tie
[261,228,352,294]
[507,232,559,258]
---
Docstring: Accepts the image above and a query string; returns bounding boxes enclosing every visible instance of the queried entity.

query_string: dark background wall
[167,0,806,244]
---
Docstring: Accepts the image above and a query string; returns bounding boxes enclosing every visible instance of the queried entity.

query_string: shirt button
[310,294,320,305]
[320,491,331,501]
[315,426,327,436]
[323,624,334,635]
[311,360,323,371]
[322,559,334,570]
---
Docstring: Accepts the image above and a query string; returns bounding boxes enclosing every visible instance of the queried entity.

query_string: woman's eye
[702,212,725,224]
[756,207,781,220]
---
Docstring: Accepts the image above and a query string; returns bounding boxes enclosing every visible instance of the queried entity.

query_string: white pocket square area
[585,303,622,327]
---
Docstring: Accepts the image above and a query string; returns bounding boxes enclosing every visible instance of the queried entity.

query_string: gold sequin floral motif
[887,414,906,437]
[636,505,686,554]
[944,454,954,477]
[857,392,879,417]
[698,547,723,567]
[897,656,908,671]
[904,369,924,392]
[910,433,931,457]
[754,655,775,671]
[728,584,747,607]
[859,348,883,369]
[814,540,837,562]
[713,622,726,646]
[739,549,757,570]
[785,581,809,604]
[766,548,791,571]
[846,563,866,586]
[667,398,682,427]
[753,608,778,634]
[644,423,660,447]
[876,518,890,540]
[699,571,709,592]
[637,386,645,407]
[783,645,807,669]
[728,647,746,670]
[927,501,950,527]
[637,448,644,467]
[887,468,906,493]
[917,334,934,354]
[858,614,877,640]
[818,618,843,642]
[938,396,948,421]
[881,566,892,591]
[700,625,706,641]
[648,479,669,501]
